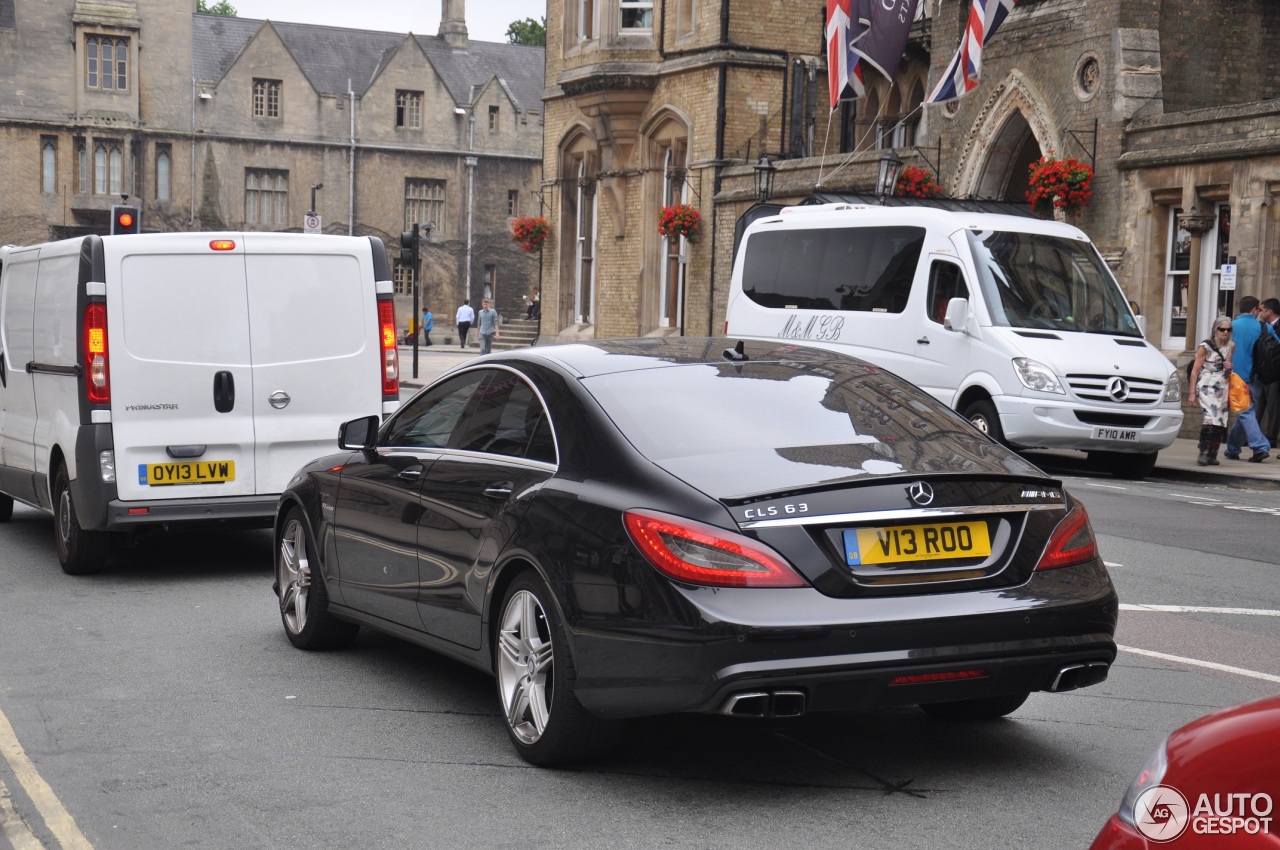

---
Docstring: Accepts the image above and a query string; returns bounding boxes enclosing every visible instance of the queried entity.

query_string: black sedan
[273,338,1118,765]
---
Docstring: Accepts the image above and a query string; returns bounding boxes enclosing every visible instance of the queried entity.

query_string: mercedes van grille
[1065,374,1164,405]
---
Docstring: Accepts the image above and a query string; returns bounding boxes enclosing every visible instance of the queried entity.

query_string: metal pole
[410,221,420,379]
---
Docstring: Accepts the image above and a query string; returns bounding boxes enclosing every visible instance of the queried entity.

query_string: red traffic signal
[110,205,141,234]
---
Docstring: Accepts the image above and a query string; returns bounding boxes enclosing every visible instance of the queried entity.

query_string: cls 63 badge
[743,502,809,520]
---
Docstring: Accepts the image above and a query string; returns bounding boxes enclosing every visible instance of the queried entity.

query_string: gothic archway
[951,70,1060,202]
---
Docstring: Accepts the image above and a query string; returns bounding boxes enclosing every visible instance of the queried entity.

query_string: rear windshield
[740,226,925,313]
[582,359,971,463]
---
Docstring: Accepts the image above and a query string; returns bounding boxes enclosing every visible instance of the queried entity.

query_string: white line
[1083,482,1127,490]
[0,777,44,850]
[1119,645,1280,685]
[1120,603,1280,617]
[0,709,93,850]
[1103,561,1124,568]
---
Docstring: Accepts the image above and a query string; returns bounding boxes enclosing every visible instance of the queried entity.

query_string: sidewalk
[395,344,1280,490]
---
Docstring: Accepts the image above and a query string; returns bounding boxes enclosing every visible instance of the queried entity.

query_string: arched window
[42,140,57,193]
[156,148,171,200]
[109,145,123,194]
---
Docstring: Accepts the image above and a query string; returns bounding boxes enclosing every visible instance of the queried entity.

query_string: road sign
[1220,263,1237,290]
[304,213,321,234]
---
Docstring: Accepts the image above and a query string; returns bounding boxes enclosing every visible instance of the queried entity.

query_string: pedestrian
[456,299,475,349]
[1256,297,1280,444]
[1223,295,1279,462]
[421,306,433,346]
[1187,317,1234,465]
[524,287,540,320]
[477,297,500,355]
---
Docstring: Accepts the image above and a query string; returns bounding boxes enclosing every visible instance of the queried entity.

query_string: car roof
[509,337,853,379]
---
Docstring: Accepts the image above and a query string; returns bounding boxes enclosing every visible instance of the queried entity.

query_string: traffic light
[110,205,141,235]
[399,229,416,265]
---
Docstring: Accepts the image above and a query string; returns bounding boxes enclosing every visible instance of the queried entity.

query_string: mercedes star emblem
[1106,376,1130,402]
[907,481,935,506]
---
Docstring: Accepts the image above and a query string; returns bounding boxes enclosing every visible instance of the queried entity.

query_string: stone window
[86,35,129,91]
[507,190,519,217]
[245,169,288,225]
[0,0,14,29]
[393,261,414,295]
[253,79,281,118]
[674,0,693,38]
[75,138,88,194]
[93,141,123,195]
[155,145,171,200]
[396,91,422,129]
[489,105,500,131]
[620,0,653,30]
[575,0,595,41]
[41,137,57,194]
[405,179,445,235]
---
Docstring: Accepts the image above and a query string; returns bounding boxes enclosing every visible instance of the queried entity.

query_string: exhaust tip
[721,692,768,717]
[772,690,806,717]
[1050,660,1111,692]
[719,690,807,718]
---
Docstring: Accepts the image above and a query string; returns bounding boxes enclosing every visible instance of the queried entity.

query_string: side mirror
[338,415,381,451]
[1135,314,1148,337]
[943,297,970,333]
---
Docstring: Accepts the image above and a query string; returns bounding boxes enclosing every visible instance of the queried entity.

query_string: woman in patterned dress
[1187,318,1235,465]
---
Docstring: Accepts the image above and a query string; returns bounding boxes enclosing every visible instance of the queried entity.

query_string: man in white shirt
[455,299,475,348]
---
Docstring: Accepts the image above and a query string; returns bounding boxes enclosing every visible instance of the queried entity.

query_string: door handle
[213,371,235,412]
[916,336,931,345]
[397,466,423,481]
[483,483,514,500]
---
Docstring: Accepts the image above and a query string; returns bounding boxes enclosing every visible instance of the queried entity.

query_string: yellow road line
[1,776,45,850]
[0,709,92,850]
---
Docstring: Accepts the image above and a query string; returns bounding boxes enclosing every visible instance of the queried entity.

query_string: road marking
[1104,561,1124,568]
[1119,645,1280,685]
[1083,482,1127,490]
[0,709,93,850]
[0,778,44,850]
[1121,603,1280,617]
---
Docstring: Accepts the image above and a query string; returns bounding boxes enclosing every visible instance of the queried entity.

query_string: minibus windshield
[966,230,1141,337]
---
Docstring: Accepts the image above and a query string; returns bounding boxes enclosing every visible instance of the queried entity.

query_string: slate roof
[192,13,544,111]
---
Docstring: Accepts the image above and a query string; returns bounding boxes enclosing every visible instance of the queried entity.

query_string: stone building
[0,0,544,331]
[536,0,1280,361]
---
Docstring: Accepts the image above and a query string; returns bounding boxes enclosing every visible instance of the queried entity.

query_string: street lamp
[876,149,903,205]
[309,183,323,216]
[753,154,776,202]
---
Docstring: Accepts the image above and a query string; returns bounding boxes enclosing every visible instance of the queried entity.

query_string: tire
[53,463,107,576]
[0,494,12,523]
[1092,450,1158,480]
[919,691,1030,721]
[495,571,620,766]
[962,398,1005,444]
[277,508,359,650]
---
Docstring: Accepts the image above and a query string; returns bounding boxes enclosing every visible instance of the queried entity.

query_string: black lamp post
[753,154,776,202]
[876,149,903,205]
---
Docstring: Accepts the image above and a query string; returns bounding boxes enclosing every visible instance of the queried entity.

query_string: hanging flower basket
[895,165,941,199]
[658,204,701,243]
[510,215,550,252]
[1026,154,1093,219]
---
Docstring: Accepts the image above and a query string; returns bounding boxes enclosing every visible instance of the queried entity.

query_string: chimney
[439,0,468,49]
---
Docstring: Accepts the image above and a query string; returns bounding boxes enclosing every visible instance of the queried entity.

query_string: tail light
[377,297,399,399]
[1035,504,1098,571]
[83,302,110,405]
[623,509,806,588]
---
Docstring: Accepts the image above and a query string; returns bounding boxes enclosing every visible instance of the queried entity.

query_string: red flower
[658,204,701,243]
[895,165,941,199]
[510,216,550,252]
[1026,154,1093,219]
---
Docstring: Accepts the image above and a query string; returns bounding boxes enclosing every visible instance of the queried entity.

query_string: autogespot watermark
[1134,785,1273,842]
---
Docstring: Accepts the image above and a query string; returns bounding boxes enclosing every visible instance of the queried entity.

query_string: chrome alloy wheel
[278,517,312,635]
[497,589,555,745]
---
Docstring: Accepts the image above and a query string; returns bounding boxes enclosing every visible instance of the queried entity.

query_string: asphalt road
[0,469,1275,849]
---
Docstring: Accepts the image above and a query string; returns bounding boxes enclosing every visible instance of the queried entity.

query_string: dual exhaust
[720,690,806,718]
[1049,660,1110,692]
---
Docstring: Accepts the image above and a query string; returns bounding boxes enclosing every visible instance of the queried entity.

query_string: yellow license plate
[844,521,990,566]
[139,460,235,486]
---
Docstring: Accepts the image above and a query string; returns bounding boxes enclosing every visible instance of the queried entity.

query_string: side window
[926,261,969,325]
[455,371,556,463]
[384,371,486,448]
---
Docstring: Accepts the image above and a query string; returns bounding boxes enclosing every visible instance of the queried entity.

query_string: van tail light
[1034,504,1098,571]
[623,509,806,588]
[83,302,110,405]
[377,297,399,399]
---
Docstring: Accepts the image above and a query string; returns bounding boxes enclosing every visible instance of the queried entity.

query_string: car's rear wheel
[962,398,1005,444]
[277,508,358,650]
[54,462,107,575]
[919,691,1030,721]
[495,571,620,766]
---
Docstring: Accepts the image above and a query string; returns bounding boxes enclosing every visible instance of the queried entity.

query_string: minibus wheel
[962,399,1004,444]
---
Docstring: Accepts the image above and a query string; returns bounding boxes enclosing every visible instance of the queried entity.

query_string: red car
[1091,694,1280,849]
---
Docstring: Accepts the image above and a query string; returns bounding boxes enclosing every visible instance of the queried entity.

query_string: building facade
[537,0,1280,361]
[0,0,545,330]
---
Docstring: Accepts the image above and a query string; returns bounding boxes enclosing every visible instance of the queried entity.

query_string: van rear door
[107,236,257,502]
[240,234,382,495]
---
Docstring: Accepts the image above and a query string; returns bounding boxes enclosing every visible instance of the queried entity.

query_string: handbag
[1228,372,1251,413]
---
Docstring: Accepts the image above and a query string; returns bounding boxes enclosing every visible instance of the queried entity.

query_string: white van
[725,203,1183,479]
[0,232,401,574]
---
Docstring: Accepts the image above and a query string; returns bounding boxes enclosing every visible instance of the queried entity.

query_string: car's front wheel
[495,571,620,766]
[919,691,1030,721]
[277,507,358,650]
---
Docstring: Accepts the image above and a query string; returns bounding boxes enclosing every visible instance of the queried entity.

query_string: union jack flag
[924,0,1018,104]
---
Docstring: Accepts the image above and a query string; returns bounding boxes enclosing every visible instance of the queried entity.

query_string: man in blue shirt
[1225,295,1280,462]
